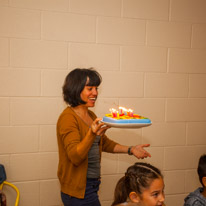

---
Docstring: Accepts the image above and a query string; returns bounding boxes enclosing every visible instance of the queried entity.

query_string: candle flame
[110,106,133,115]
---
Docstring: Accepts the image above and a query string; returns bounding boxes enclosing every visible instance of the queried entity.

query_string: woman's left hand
[131,144,151,159]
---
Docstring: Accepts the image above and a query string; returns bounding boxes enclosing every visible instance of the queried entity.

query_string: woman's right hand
[91,118,110,136]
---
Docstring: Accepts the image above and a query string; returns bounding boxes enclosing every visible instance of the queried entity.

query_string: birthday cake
[102,107,151,128]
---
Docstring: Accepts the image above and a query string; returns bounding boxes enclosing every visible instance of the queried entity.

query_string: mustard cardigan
[56,107,118,198]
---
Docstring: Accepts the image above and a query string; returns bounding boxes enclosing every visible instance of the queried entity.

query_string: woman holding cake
[56,68,151,206]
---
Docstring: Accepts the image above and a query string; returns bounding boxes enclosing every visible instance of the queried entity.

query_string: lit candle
[119,107,124,115]
[128,109,133,117]
[124,108,128,116]
[117,111,119,118]
[110,108,117,118]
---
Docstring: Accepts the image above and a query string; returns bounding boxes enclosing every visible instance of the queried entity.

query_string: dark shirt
[87,135,101,178]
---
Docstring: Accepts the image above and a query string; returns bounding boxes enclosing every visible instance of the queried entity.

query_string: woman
[56,68,151,206]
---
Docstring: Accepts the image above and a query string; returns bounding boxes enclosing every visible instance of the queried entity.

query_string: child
[111,162,165,206]
[184,154,206,206]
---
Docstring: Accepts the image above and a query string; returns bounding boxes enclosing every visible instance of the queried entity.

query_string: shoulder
[184,188,206,206]
[57,107,77,125]
[58,107,75,117]
[184,199,204,206]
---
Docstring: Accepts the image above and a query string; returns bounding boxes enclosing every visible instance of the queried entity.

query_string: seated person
[184,154,206,206]
[111,162,165,206]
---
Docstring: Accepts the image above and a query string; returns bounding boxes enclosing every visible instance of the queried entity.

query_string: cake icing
[103,114,151,124]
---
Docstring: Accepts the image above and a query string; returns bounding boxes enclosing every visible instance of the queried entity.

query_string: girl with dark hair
[111,162,165,206]
[57,68,151,206]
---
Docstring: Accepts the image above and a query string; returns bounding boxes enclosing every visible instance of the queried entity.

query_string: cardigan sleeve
[57,112,95,166]
[101,134,118,153]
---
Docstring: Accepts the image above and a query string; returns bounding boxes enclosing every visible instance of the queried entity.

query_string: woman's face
[80,79,98,107]
[138,177,165,206]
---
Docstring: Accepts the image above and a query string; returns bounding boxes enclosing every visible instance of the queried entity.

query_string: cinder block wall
[0,0,206,206]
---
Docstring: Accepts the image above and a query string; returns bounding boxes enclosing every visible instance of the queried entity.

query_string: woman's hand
[131,144,151,159]
[91,118,110,136]
[113,144,151,159]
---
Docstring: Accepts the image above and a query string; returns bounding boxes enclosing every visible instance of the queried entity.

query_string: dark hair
[63,68,102,107]
[197,154,206,186]
[111,162,163,206]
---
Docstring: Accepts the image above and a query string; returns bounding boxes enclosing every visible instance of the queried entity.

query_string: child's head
[112,162,165,206]
[197,154,206,187]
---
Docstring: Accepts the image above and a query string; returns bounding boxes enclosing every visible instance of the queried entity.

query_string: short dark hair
[197,154,206,186]
[63,68,102,107]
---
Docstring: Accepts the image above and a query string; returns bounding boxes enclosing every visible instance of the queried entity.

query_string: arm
[77,118,110,157]
[59,115,110,166]
[113,144,151,159]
